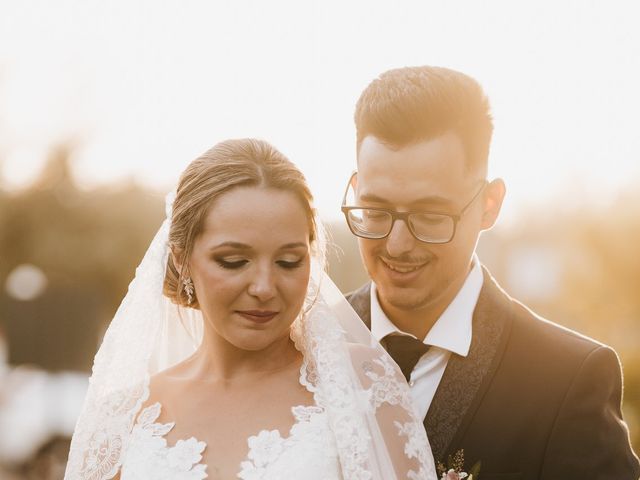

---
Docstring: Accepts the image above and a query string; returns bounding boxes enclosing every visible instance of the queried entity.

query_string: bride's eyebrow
[208,241,308,251]
[209,241,252,251]
[278,242,308,251]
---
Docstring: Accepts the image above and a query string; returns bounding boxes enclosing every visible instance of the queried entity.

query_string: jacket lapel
[346,273,513,463]
[424,268,513,462]
[346,282,372,330]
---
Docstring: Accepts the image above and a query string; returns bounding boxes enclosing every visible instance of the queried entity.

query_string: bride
[64,138,437,479]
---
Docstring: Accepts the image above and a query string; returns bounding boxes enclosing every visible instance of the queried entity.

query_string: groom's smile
[379,256,430,283]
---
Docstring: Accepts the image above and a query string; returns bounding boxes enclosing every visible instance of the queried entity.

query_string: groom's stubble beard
[376,268,440,313]
[364,246,443,312]
[376,260,470,341]
[382,285,436,311]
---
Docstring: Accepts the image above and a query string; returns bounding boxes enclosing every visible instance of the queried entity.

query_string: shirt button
[409,381,415,387]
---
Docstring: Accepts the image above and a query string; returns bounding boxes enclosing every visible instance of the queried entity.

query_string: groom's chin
[378,284,433,312]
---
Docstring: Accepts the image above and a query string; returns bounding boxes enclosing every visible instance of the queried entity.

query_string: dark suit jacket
[347,267,640,480]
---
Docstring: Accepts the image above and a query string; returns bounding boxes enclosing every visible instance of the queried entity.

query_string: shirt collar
[370,255,483,358]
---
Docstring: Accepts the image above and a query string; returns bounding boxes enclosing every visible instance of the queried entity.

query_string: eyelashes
[215,258,304,270]
[216,259,249,269]
[276,260,304,270]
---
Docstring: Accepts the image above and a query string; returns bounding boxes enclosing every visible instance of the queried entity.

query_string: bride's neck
[188,327,300,382]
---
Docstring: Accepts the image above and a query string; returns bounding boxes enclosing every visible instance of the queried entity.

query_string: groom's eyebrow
[359,192,454,208]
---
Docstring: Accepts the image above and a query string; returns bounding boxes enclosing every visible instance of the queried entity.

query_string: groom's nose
[385,218,416,257]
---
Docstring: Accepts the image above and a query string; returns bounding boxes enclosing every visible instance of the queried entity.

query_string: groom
[343,66,640,479]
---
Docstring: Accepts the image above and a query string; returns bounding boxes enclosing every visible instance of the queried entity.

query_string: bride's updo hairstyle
[163,138,318,308]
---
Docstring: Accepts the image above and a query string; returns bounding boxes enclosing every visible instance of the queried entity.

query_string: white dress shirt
[370,255,484,420]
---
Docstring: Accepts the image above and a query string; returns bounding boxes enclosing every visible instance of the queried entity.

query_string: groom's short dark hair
[354,66,494,171]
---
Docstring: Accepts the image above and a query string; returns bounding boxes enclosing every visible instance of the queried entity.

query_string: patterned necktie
[383,334,430,382]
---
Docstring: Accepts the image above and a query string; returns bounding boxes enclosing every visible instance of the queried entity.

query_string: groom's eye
[365,210,388,220]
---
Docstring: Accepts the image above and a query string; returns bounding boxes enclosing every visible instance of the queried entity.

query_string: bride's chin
[226,330,294,354]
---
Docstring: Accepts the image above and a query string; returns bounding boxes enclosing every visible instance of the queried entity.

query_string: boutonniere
[437,449,481,479]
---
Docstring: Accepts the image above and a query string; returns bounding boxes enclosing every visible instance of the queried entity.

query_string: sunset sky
[1,0,639,223]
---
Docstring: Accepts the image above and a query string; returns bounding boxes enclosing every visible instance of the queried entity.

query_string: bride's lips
[236,310,279,324]
[379,257,429,284]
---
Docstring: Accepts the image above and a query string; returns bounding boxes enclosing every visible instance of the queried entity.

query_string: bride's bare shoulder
[347,342,383,363]
[144,359,194,411]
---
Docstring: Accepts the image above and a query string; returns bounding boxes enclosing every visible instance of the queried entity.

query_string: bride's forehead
[202,211,309,237]
[208,186,306,215]
[198,189,310,240]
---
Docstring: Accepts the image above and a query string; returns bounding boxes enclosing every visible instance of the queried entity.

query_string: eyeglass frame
[340,172,489,244]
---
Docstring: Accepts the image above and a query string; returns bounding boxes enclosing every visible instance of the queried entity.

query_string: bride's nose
[247,265,277,301]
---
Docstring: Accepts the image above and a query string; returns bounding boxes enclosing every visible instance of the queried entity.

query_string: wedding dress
[65,195,437,480]
[119,364,337,479]
[118,326,431,479]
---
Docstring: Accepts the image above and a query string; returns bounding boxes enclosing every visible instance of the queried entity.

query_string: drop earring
[182,276,194,305]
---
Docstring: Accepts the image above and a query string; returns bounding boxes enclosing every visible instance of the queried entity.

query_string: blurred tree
[0,144,164,372]
[475,190,640,451]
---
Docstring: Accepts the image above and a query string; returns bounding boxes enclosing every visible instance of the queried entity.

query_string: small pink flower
[441,469,469,480]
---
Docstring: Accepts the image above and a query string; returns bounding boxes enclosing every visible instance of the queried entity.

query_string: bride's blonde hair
[163,138,318,308]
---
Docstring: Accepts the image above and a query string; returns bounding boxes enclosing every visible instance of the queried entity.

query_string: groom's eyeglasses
[341,173,488,245]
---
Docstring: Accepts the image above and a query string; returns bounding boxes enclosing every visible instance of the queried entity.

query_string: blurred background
[1,1,639,478]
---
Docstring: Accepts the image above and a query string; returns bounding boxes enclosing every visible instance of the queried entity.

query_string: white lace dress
[118,350,431,480]
[120,400,339,479]
[119,357,340,480]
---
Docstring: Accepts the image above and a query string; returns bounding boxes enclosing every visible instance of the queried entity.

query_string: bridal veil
[64,191,437,480]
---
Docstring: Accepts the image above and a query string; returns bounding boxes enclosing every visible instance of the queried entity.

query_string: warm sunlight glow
[1,1,639,224]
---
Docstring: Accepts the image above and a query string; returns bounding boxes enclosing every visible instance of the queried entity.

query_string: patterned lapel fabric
[424,269,512,461]
[346,282,372,329]
[345,270,513,463]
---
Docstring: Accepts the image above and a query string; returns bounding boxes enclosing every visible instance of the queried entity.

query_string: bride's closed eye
[215,258,249,269]
[276,259,304,269]
[276,250,309,270]
[214,257,305,270]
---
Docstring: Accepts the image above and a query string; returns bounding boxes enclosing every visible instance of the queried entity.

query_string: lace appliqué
[238,405,335,480]
[292,297,437,480]
[72,381,149,480]
[291,301,375,479]
[395,421,433,480]
[365,354,436,479]
[364,354,415,412]
[121,402,207,480]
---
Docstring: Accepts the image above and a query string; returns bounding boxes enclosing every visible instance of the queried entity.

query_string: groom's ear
[480,178,506,230]
[349,172,358,193]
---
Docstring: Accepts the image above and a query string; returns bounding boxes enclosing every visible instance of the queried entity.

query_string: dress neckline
[128,356,324,479]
